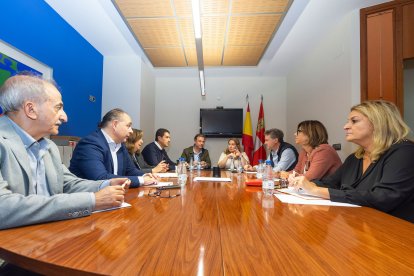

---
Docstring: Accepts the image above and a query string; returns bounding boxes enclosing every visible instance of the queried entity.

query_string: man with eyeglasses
[69,108,157,187]
[245,128,298,172]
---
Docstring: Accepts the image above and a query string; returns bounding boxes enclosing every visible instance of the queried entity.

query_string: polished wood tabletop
[1,170,414,275]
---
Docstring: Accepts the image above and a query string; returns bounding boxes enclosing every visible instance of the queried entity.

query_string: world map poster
[0,51,42,114]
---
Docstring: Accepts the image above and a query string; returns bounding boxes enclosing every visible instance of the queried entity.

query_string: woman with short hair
[293,120,342,181]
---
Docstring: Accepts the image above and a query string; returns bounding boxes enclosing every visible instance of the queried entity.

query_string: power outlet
[332,143,341,151]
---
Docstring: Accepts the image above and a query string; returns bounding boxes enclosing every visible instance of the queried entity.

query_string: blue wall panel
[0,0,103,137]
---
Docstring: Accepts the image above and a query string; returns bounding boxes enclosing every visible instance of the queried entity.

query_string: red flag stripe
[252,100,266,165]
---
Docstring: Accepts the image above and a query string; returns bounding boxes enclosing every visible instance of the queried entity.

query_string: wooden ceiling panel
[115,0,173,17]
[227,15,281,46]
[184,47,198,66]
[173,0,192,17]
[201,0,229,15]
[178,18,196,47]
[128,18,181,47]
[232,0,289,14]
[203,47,223,66]
[145,48,187,67]
[201,16,227,46]
[115,0,292,67]
[223,45,265,66]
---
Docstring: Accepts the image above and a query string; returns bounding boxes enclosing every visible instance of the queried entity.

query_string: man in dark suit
[181,133,211,169]
[69,109,157,187]
[141,128,176,170]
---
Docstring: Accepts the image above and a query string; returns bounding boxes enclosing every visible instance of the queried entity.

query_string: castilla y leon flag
[252,97,266,165]
[242,101,254,162]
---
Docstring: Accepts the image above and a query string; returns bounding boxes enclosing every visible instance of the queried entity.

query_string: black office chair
[0,260,41,276]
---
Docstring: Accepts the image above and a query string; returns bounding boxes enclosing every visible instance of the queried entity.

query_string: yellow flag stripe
[243,110,253,136]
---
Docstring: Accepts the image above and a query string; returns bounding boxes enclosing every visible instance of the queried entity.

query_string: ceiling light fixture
[199,70,205,96]
[191,0,202,39]
[191,0,205,96]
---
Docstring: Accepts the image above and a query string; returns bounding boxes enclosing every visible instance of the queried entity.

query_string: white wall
[154,76,287,165]
[102,55,142,127]
[286,10,361,160]
[140,61,156,144]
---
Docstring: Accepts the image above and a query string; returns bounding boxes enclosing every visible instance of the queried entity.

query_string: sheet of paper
[156,173,178,178]
[278,187,324,200]
[193,177,232,182]
[144,182,174,188]
[92,202,132,213]
[274,194,360,207]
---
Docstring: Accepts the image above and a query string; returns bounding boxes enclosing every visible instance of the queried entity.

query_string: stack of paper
[92,202,132,213]
[156,173,178,178]
[193,177,232,182]
[144,182,174,188]
[275,188,359,207]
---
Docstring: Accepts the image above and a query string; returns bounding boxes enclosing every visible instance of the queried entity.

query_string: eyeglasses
[148,188,181,198]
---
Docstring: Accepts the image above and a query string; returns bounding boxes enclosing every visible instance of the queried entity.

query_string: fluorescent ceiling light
[192,0,202,38]
[192,0,205,95]
[199,70,205,96]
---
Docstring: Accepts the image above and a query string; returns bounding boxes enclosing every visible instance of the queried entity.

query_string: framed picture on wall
[0,39,53,114]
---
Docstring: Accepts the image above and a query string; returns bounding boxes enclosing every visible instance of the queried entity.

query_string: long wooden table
[1,170,413,275]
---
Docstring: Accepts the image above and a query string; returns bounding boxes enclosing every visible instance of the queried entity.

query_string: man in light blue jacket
[0,74,129,230]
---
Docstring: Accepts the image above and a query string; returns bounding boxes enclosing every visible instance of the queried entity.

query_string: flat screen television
[200,108,243,138]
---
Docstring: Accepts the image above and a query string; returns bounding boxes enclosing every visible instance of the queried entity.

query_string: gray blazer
[0,116,103,230]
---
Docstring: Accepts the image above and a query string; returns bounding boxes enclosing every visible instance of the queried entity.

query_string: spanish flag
[242,102,254,162]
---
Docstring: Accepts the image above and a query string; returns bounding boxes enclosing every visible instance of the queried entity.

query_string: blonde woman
[291,100,414,222]
[218,138,250,170]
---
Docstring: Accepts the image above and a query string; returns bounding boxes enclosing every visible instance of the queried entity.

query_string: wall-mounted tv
[200,108,243,138]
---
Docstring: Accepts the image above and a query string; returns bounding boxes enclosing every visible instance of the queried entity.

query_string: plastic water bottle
[177,158,187,186]
[256,159,264,179]
[262,160,274,195]
[236,157,243,173]
[229,156,235,171]
[189,156,194,170]
[197,160,202,171]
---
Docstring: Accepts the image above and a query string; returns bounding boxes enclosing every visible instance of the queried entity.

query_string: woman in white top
[218,138,250,170]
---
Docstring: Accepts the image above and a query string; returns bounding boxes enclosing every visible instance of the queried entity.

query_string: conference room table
[0,170,413,275]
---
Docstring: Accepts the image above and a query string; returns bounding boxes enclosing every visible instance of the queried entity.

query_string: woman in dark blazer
[126,129,168,174]
[291,100,414,222]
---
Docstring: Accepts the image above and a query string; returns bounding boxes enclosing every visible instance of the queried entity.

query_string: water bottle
[229,156,235,171]
[256,159,263,179]
[197,160,202,171]
[177,158,187,186]
[175,160,179,174]
[236,157,243,173]
[262,160,274,195]
[189,156,194,170]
